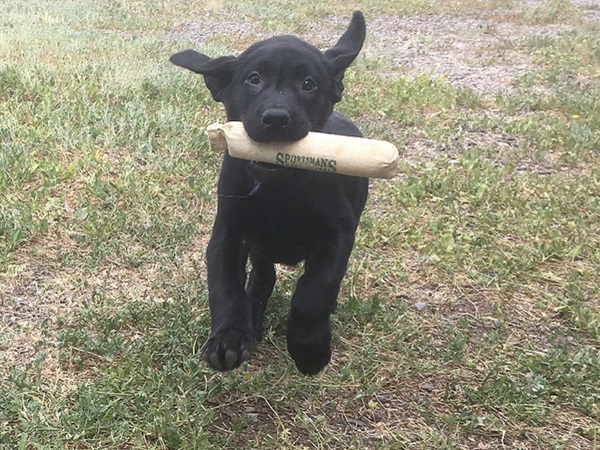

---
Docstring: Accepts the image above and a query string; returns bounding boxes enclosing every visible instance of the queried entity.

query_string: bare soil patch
[173,3,597,94]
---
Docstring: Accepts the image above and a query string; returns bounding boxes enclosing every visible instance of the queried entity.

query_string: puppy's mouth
[241,115,309,182]
[242,112,310,144]
[247,128,309,144]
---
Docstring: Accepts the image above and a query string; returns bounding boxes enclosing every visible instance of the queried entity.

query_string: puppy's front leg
[203,223,254,371]
[287,231,355,375]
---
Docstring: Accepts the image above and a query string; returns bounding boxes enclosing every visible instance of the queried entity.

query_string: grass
[1,0,599,448]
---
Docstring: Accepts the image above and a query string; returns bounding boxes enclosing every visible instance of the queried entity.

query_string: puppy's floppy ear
[324,11,366,102]
[170,49,237,102]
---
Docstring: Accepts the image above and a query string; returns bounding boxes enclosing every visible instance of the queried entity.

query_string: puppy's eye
[302,78,317,91]
[246,72,261,85]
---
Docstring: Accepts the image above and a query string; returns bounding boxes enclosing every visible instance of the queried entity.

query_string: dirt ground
[175,1,599,94]
[2,0,599,373]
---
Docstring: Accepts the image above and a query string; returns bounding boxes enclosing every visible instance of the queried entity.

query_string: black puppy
[170,11,368,375]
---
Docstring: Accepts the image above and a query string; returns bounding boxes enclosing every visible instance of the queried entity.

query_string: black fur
[171,11,368,375]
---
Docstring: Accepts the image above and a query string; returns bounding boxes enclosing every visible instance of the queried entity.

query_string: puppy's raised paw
[287,320,332,376]
[201,328,254,371]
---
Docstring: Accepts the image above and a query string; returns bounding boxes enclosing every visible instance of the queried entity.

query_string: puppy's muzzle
[261,108,291,129]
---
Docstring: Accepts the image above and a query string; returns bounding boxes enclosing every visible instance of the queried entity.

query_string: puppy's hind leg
[246,252,276,342]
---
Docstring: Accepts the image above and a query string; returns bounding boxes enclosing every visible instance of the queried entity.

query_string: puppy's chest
[248,196,326,264]
[254,200,321,239]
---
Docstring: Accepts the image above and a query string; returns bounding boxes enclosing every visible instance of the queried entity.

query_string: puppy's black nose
[261,109,291,129]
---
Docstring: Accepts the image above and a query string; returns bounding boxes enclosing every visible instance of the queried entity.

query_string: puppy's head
[170,11,366,143]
